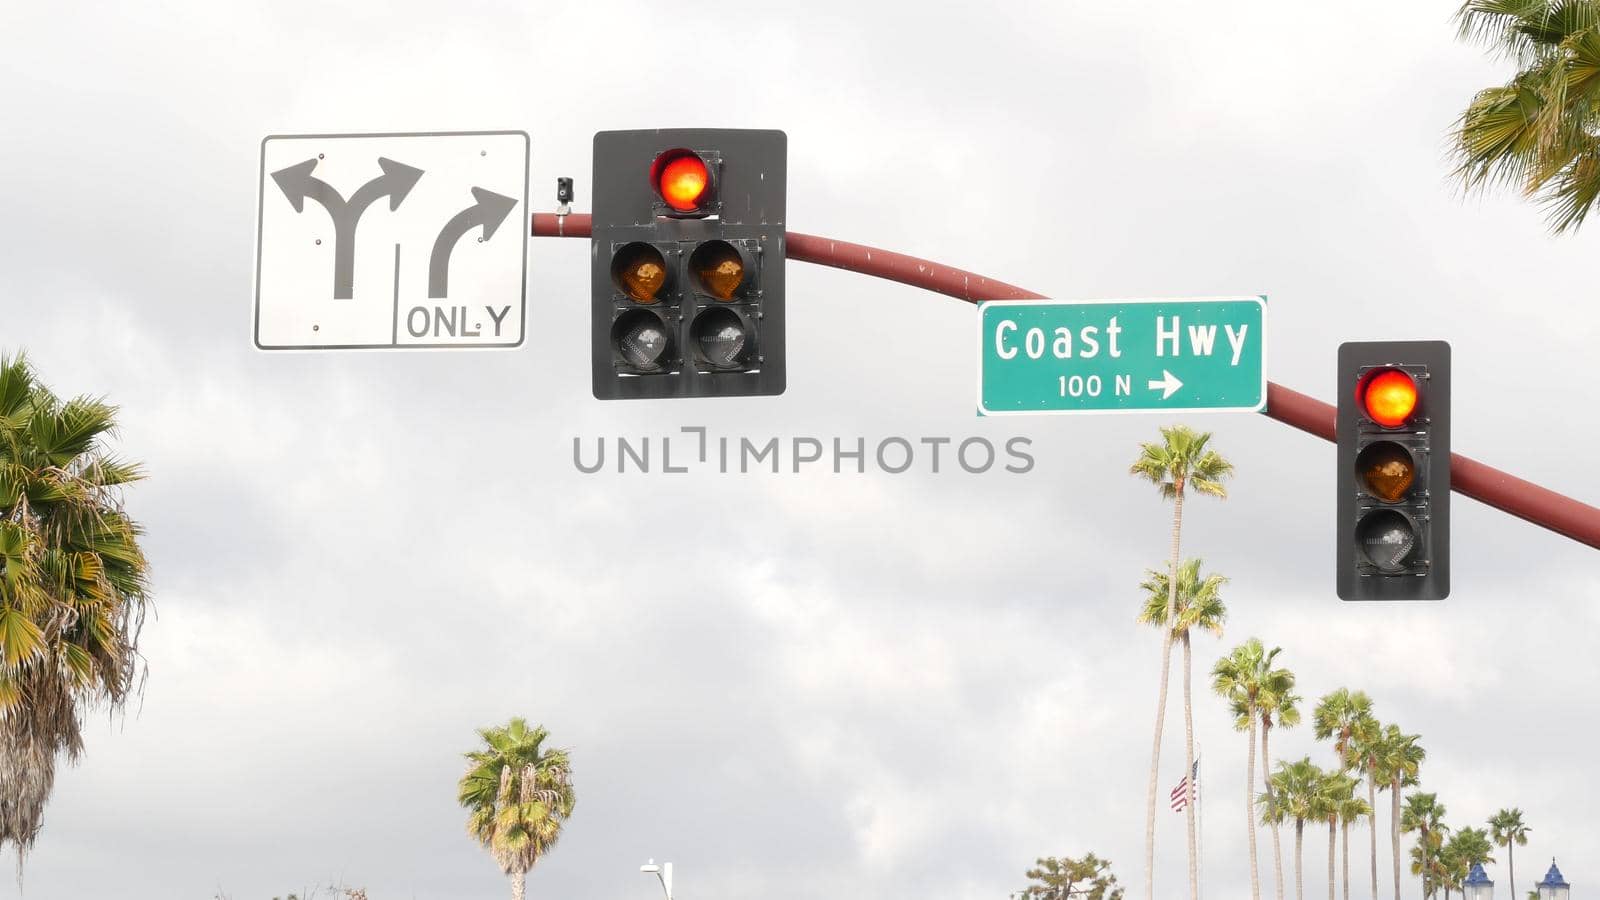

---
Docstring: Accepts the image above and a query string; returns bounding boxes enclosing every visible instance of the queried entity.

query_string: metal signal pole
[534,213,1600,551]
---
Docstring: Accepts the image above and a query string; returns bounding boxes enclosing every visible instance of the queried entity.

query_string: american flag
[1170,759,1199,812]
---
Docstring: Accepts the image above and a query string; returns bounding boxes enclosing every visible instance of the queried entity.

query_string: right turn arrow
[428,187,519,299]
[1148,369,1184,400]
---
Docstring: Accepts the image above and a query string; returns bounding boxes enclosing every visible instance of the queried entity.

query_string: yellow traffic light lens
[1360,368,1418,428]
[1356,441,1415,503]
[690,240,745,300]
[652,150,710,213]
[611,243,668,303]
[1354,509,1419,573]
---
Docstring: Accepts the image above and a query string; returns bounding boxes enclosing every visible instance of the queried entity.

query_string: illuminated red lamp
[650,148,712,214]
[1357,368,1418,428]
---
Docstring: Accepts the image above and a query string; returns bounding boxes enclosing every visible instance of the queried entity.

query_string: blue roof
[1466,863,1492,885]
[1538,859,1569,888]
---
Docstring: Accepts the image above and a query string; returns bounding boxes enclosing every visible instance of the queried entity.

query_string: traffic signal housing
[591,129,786,400]
[1336,341,1450,600]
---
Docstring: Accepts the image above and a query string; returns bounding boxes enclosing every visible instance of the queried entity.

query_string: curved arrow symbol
[428,187,518,299]
[271,156,425,298]
[1148,369,1184,400]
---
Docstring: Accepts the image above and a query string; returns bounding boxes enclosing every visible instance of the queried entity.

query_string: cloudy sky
[3,1,1598,898]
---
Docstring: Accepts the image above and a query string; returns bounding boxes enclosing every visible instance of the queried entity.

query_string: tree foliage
[1452,0,1600,231]
[1128,426,1233,501]
[458,717,575,899]
[1024,853,1125,900]
[0,353,150,860]
[1137,559,1228,640]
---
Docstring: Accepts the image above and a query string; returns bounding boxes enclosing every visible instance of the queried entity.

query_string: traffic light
[1336,341,1451,600]
[591,129,786,400]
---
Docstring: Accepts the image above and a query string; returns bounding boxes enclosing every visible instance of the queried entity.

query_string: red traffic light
[650,149,710,213]
[1358,368,1418,428]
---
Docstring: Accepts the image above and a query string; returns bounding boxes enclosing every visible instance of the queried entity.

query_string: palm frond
[1452,0,1600,231]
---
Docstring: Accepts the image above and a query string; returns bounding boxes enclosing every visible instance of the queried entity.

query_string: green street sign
[978,296,1267,415]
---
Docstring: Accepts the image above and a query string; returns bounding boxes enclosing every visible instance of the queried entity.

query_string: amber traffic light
[1336,342,1451,601]
[591,129,786,400]
[1355,441,1416,503]
[611,242,669,303]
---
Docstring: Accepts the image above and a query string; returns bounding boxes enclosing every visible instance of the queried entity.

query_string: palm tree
[1438,840,1466,900]
[1409,839,1454,900]
[1437,828,1492,900]
[1401,793,1447,900]
[1346,721,1387,900]
[1451,0,1600,232]
[1258,661,1302,900]
[1212,639,1285,900]
[1313,690,1379,900]
[458,718,576,900]
[1374,727,1424,900]
[1267,757,1325,900]
[0,354,151,860]
[1312,689,1375,771]
[1338,788,1373,900]
[1130,425,1233,900]
[1313,773,1358,900]
[1259,788,1292,900]
[1488,808,1532,899]
[1138,558,1227,900]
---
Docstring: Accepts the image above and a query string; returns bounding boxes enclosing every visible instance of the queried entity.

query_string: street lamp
[640,858,674,900]
[1465,862,1493,900]
[1537,858,1570,900]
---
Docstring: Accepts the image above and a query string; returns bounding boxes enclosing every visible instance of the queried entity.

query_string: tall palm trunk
[1182,632,1199,900]
[1342,820,1351,900]
[511,869,527,900]
[1327,822,1336,900]
[1419,827,1431,900]
[1507,842,1515,900]
[1145,627,1184,896]
[1144,629,1176,900]
[1245,715,1261,900]
[1295,819,1306,900]
[1367,776,1377,900]
[1389,781,1401,900]
[1265,724,1285,900]
[1144,486,1185,900]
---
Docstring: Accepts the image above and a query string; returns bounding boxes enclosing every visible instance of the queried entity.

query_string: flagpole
[1197,746,1204,900]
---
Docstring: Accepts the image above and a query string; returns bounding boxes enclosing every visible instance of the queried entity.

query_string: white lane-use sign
[254,131,528,350]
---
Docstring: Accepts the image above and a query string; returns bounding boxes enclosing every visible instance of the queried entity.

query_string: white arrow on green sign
[978,296,1267,415]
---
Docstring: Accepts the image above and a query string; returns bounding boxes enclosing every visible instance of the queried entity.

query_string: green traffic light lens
[690,307,750,369]
[612,309,670,371]
[1354,509,1418,573]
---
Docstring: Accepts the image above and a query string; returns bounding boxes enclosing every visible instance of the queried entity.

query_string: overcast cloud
[1,1,1597,898]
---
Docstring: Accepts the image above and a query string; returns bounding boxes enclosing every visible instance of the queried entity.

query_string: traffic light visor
[651,149,710,213]
[1358,368,1418,428]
